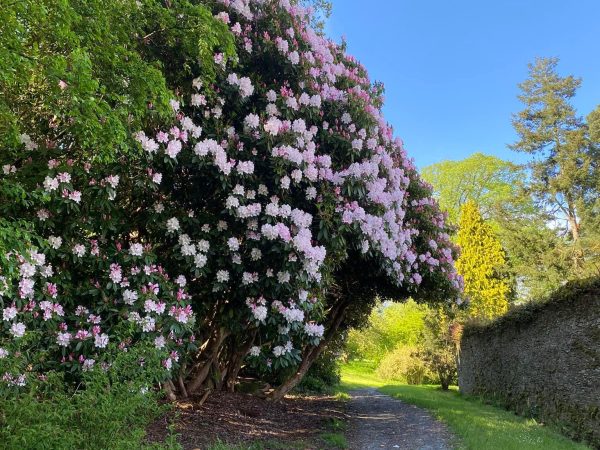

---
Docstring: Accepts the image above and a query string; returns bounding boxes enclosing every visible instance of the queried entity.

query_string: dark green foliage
[0,0,234,162]
[297,336,343,393]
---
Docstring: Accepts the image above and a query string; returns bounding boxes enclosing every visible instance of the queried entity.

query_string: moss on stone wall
[459,278,600,448]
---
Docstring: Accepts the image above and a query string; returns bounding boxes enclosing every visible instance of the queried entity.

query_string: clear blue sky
[325,0,600,168]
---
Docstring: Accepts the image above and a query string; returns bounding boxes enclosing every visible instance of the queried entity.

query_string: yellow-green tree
[456,200,509,320]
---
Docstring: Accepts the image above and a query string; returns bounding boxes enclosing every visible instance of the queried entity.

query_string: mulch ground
[146,391,347,449]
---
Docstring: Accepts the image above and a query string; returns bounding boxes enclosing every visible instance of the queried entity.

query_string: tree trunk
[269,300,349,401]
[567,213,580,242]
[223,329,257,392]
[186,327,229,394]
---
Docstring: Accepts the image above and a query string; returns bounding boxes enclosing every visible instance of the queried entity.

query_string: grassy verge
[341,362,590,450]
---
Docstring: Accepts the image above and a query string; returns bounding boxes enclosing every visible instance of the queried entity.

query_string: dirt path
[346,388,456,450]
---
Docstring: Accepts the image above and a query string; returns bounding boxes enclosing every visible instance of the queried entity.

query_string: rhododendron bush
[1,0,461,397]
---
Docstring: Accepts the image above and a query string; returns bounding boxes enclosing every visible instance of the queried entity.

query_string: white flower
[304,323,325,338]
[266,103,279,116]
[194,253,207,269]
[152,173,163,184]
[291,169,302,183]
[251,305,267,322]
[227,237,240,252]
[266,90,277,102]
[238,77,254,98]
[175,275,186,287]
[56,332,71,347]
[2,164,16,175]
[141,316,156,332]
[249,346,261,357]
[19,262,36,278]
[361,240,370,254]
[309,94,322,108]
[72,244,86,257]
[277,271,291,284]
[48,236,62,249]
[197,240,210,252]
[250,248,262,261]
[154,335,166,349]
[19,133,38,150]
[43,176,59,192]
[258,184,269,196]
[129,243,144,257]
[166,140,182,159]
[94,333,109,349]
[10,322,26,338]
[226,193,241,208]
[123,289,138,305]
[37,209,50,221]
[166,217,180,233]
[244,113,260,129]
[82,359,95,372]
[216,270,229,283]
[0,348,8,358]
[283,307,304,323]
[288,51,300,65]
[3,306,18,321]
[264,117,282,136]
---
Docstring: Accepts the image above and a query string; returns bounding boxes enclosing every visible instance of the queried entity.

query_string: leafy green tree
[510,57,598,243]
[588,105,600,143]
[418,307,461,390]
[421,153,528,225]
[456,201,510,320]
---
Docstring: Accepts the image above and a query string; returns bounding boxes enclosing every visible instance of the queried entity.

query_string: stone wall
[459,279,600,447]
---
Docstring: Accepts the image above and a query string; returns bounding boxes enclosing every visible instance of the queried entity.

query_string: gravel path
[346,388,456,450]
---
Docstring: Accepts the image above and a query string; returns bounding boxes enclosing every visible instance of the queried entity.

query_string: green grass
[341,363,590,450]
[338,360,385,390]
[320,432,348,448]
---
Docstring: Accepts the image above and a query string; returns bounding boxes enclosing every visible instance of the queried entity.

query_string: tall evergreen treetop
[510,57,597,242]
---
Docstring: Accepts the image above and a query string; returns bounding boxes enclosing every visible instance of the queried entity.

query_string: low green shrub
[0,345,175,450]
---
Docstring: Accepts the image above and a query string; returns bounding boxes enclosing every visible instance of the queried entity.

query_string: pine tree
[456,200,510,320]
[510,57,597,243]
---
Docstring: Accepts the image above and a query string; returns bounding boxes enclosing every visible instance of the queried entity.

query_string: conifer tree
[456,200,509,320]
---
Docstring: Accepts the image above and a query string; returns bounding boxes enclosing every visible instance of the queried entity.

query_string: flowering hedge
[0,0,461,394]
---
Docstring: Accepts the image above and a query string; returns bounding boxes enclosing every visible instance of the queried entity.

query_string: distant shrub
[376,345,433,384]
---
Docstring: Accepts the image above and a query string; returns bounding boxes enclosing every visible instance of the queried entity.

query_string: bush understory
[0,366,178,450]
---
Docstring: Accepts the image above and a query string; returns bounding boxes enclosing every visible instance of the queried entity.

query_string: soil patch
[146,391,346,449]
